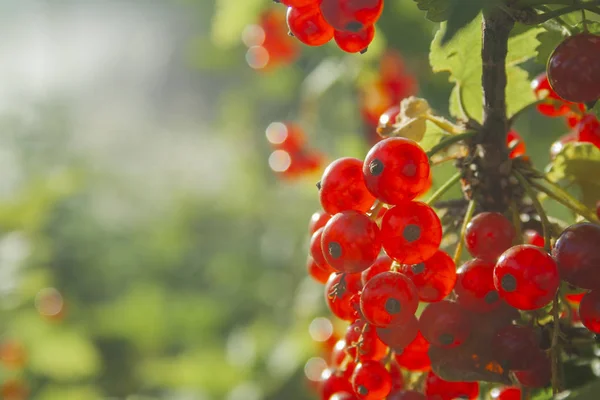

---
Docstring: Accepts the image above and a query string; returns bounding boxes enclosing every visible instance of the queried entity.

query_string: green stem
[425,172,461,206]
[423,114,463,134]
[531,178,599,223]
[530,6,581,24]
[510,200,523,245]
[454,200,476,266]
[514,171,552,251]
[426,131,476,159]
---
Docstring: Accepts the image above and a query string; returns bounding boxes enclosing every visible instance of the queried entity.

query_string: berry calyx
[455,258,501,312]
[552,223,600,290]
[493,245,560,310]
[319,157,376,215]
[360,271,419,327]
[320,0,384,32]
[398,250,457,303]
[351,360,392,400]
[287,5,334,47]
[465,212,516,262]
[345,319,387,361]
[325,273,363,321]
[334,26,375,53]
[419,300,472,348]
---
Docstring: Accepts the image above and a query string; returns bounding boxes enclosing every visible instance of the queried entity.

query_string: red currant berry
[424,371,479,400]
[351,360,392,400]
[325,273,363,321]
[387,391,426,400]
[490,387,521,400]
[320,0,383,32]
[380,202,442,265]
[455,259,501,312]
[334,26,375,53]
[532,72,583,117]
[375,314,419,350]
[577,114,600,149]
[579,291,600,333]
[308,256,336,284]
[523,229,544,247]
[310,227,329,268]
[506,130,526,159]
[330,339,348,367]
[322,211,381,273]
[280,0,319,7]
[345,319,387,362]
[494,245,560,310]
[547,33,600,103]
[322,369,353,400]
[389,361,405,393]
[361,254,392,286]
[363,138,430,205]
[319,157,376,215]
[360,271,419,327]
[419,301,471,348]
[465,212,516,262]
[399,250,456,303]
[310,210,332,235]
[287,5,334,47]
[378,105,400,131]
[491,324,540,370]
[513,351,551,388]
[394,332,430,371]
[552,223,600,290]
[329,392,359,400]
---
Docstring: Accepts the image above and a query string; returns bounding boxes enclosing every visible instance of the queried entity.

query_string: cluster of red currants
[266,121,324,179]
[242,8,300,70]
[305,135,600,399]
[275,0,384,53]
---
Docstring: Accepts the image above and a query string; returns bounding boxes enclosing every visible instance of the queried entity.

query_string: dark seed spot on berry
[357,385,369,395]
[484,291,500,304]
[288,31,294,37]
[403,224,421,242]
[501,274,517,292]
[316,181,321,190]
[439,333,454,346]
[411,263,425,274]
[328,242,342,259]
[369,159,384,176]
[385,298,401,315]
[346,21,363,32]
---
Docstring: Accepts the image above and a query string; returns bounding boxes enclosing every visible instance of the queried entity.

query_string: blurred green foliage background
[0,1,576,399]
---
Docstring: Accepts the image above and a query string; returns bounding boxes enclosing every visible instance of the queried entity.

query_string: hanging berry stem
[531,178,600,223]
[514,170,552,251]
[425,172,461,206]
[454,199,476,265]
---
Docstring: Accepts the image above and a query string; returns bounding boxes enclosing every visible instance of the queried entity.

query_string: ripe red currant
[309,210,332,235]
[389,361,405,394]
[465,212,516,262]
[351,360,392,400]
[345,319,387,362]
[375,314,419,350]
[419,300,471,348]
[550,130,578,159]
[307,256,335,284]
[310,227,329,268]
[380,202,442,265]
[363,138,430,205]
[494,245,560,310]
[360,271,419,327]
[378,106,400,131]
[577,114,600,149]
[319,157,376,215]
[579,291,600,333]
[552,223,600,290]
[334,26,375,53]
[287,5,334,47]
[325,273,363,321]
[424,371,479,400]
[322,369,353,400]
[321,211,381,273]
[531,72,583,117]
[455,258,501,312]
[399,250,456,303]
[547,33,600,103]
[491,324,540,370]
[320,0,384,32]
[329,392,359,400]
[506,130,526,159]
[394,332,430,371]
[513,351,551,388]
[280,0,319,7]
[523,229,544,247]
[490,387,522,400]
[361,254,392,286]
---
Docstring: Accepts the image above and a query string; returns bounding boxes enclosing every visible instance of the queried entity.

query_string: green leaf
[431,16,540,121]
[441,0,488,44]
[412,0,451,22]
[560,379,600,399]
[535,30,565,65]
[546,142,600,210]
[591,102,600,120]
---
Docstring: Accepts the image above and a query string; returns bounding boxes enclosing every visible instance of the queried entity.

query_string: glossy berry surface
[322,369,353,400]
[363,138,430,205]
[552,223,600,290]
[419,300,471,348]
[579,291,600,333]
[394,332,430,371]
[578,114,600,149]
[287,5,334,47]
[491,387,522,400]
[494,245,560,310]
[378,105,400,130]
[351,360,392,400]
[307,256,335,284]
[547,33,600,103]
[506,130,526,159]
[380,202,442,265]
[320,0,384,32]
[321,211,381,273]
[523,229,544,247]
[310,227,329,268]
[309,210,332,235]
[280,0,319,6]
[334,26,375,53]
[360,271,419,327]
[424,371,479,400]
[455,258,501,312]
[345,319,387,361]
[361,254,392,285]
[319,157,376,215]
[375,314,419,349]
[325,273,363,321]
[399,250,456,303]
[491,324,539,370]
[465,212,516,262]
[513,351,551,388]
[329,393,360,400]
[532,72,583,117]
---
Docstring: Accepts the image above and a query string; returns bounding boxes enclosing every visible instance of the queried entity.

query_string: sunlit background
[0,1,571,399]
